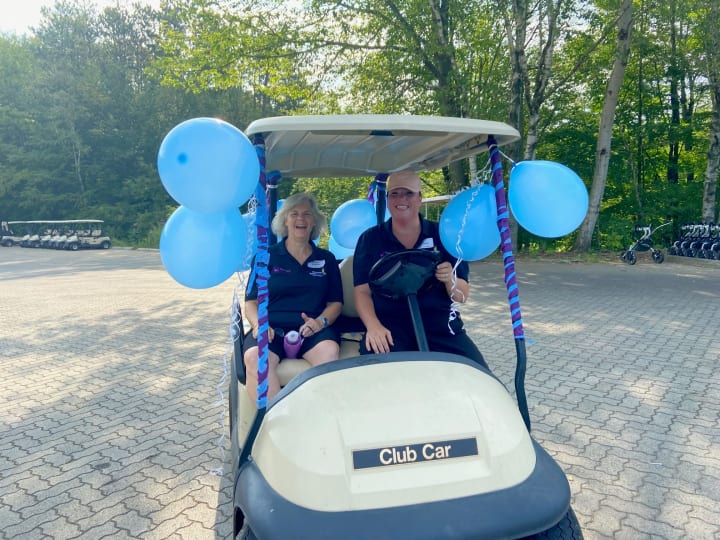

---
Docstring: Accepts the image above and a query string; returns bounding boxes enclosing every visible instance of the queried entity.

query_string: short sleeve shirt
[246,240,343,330]
[353,216,469,330]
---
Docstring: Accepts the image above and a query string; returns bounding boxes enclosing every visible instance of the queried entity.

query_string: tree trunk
[702,88,720,223]
[502,0,528,248]
[702,0,720,223]
[667,2,680,184]
[524,1,558,161]
[574,0,633,251]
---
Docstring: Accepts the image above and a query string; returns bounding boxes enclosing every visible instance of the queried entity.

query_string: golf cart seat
[275,255,363,386]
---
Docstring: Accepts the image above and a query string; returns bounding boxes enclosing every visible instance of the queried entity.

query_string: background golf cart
[1,221,23,247]
[228,115,583,539]
[61,220,112,250]
[1,219,111,250]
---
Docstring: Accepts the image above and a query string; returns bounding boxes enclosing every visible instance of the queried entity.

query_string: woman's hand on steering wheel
[434,261,454,285]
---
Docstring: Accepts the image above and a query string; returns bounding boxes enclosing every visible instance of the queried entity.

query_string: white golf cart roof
[245,114,520,177]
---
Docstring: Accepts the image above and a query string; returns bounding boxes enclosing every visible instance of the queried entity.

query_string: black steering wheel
[368,249,442,300]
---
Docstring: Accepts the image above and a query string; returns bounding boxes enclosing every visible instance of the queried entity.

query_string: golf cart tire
[236,522,258,540]
[101,240,111,249]
[2,240,12,247]
[69,243,79,251]
[524,507,583,539]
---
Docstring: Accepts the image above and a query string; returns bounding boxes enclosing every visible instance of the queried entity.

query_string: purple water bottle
[283,330,303,358]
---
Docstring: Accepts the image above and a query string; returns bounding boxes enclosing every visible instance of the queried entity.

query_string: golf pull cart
[230,115,582,539]
[620,222,671,265]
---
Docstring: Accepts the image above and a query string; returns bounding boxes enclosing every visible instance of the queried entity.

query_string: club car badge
[352,437,478,469]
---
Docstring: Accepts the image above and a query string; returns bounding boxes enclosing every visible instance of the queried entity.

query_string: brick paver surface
[1,248,718,539]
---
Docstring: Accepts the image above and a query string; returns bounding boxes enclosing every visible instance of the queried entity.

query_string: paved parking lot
[1,247,718,539]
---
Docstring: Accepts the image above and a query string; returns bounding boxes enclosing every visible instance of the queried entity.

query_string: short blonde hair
[271,192,326,240]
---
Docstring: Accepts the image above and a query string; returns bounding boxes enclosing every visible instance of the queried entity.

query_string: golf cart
[63,220,111,250]
[229,115,582,539]
[1,222,22,247]
[17,221,44,248]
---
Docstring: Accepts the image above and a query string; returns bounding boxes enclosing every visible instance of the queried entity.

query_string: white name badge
[418,238,435,249]
[308,259,326,269]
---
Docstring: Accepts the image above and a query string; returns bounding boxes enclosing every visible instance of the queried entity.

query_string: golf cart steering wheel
[368,249,442,299]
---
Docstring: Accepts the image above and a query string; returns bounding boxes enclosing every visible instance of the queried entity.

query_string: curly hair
[271,192,327,241]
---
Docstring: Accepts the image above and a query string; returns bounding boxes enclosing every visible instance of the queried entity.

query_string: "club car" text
[380,443,453,465]
[352,437,478,469]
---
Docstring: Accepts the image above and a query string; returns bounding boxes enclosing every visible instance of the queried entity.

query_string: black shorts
[243,326,340,359]
[359,315,488,370]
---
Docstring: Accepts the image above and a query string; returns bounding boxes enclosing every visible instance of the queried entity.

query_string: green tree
[699,0,720,222]
[574,0,633,251]
[307,0,510,191]
[0,35,39,221]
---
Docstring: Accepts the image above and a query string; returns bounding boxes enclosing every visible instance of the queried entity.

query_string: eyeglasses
[387,190,419,199]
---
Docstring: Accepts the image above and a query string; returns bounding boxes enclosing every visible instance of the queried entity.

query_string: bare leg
[303,340,340,367]
[243,346,281,404]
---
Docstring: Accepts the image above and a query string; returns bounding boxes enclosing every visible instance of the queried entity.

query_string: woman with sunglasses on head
[244,192,343,402]
[352,170,488,369]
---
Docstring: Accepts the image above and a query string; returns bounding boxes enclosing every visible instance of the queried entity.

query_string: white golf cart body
[1,222,23,247]
[40,228,56,248]
[64,220,111,250]
[230,115,577,539]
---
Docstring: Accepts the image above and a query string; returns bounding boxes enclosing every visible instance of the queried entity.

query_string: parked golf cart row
[668,222,720,260]
[0,220,111,250]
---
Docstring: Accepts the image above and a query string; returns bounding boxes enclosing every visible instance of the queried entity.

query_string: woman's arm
[244,299,275,341]
[354,283,393,353]
[435,261,470,303]
[244,299,259,337]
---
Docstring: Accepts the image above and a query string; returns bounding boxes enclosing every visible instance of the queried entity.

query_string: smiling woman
[242,192,344,404]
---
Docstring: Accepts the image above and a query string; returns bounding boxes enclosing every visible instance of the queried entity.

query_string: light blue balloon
[328,235,355,260]
[160,206,247,289]
[439,184,500,261]
[157,117,260,213]
[331,199,377,249]
[238,213,258,272]
[509,160,589,238]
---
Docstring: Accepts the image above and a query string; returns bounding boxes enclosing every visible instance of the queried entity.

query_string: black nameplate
[352,437,478,470]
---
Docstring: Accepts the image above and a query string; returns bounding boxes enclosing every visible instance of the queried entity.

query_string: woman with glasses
[352,170,487,368]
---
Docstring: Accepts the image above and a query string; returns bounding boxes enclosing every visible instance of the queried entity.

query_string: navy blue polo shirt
[353,216,469,332]
[246,240,343,330]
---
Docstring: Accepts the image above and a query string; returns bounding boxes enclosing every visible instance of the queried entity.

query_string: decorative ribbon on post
[252,134,271,410]
[488,137,531,431]
[369,173,388,223]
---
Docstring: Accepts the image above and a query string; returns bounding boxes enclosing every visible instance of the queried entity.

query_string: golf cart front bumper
[235,438,570,540]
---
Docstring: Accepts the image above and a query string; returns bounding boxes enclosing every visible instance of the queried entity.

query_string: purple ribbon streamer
[488,141,525,339]
[252,136,270,408]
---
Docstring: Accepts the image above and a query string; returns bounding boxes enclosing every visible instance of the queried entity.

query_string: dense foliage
[0,0,717,251]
